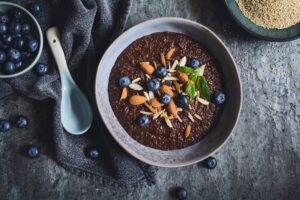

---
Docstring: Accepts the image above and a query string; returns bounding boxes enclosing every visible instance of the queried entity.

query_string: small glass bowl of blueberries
[0,2,43,78]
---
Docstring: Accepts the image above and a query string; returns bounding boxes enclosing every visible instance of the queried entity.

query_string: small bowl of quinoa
[225,0,300,41]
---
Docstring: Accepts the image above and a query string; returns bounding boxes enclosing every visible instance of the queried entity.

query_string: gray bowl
[0,2,43,78]
[95,17,242,167]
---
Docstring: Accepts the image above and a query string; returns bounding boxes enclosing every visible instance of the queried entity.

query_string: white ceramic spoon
[46,27,93,135]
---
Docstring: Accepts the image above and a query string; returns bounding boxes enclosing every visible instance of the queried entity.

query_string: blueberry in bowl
[0,2,43,78]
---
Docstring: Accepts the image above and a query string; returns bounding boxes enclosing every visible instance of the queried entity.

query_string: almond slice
[129,95,147,105]
[185,125,191,138]
[148,91,154,99]
[166,48,176,60]
[153,61,158,69]
[197,97,210,106]
[177,71,189,83]
[177,108,183,112]
[196,65,206,76]
[160,85,174,97]
[194,113,202,120]
[145,74,151,80]
[153,109,165,120]
[177,115,183,122]
[132,77,141,83]
[160,53,167,67]
[163,76,179,82]
[129,83,143,91]
[150,98,163,108]
[188,112,194,122]
[144,102,157,114]
[179,56,187,66]
[168,69,177,73]
[173,81,181,93]
[143,91,150,102]
[140,62,155,75]
[167,100,177,117]
[120,88,128,100]
[140,111,153,115]
[171,60,179,70]
[164,116,173,128]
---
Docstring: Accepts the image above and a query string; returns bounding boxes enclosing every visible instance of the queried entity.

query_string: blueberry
[2,34,12,45]
[137,115,150,127]
[0,23,7,34]
[29,3,41,16]
[16,115,28,129]
[27,39,38,53]
[0,51,6,63]
[12,9,23,19]
[212,91,225,105]
[7,48,21,62]
[26,145,40,158]
[175,94,188,108]
[118,76,131,87]
[14,61,23,71]
[12,37,25,50]
[147,79,161,92]
[204,156,217,169]
[21,51,31,59]
[155,67,168,78]
[160,93,171,104]
[9,22,21,35]
[0,13,9,24]
[2,61,15,74]
[34,63,48,76]
[87,147,99,159]
[187,58,201,69]
[0,119,11,133]
[21,24,31,34]
[175,187,188,200]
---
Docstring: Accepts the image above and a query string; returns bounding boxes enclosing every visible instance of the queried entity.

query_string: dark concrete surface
[1,0,300,199]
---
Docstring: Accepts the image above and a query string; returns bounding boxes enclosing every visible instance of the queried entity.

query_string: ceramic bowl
[0,2,43,78]
[95,17,242,167]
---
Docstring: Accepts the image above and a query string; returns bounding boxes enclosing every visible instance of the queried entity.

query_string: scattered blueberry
[187,58,201,69]
[7,48,21,62]
[175,187,188,200]
[119,76,131,87]
[2,34,12,45]
[160,93,171,104]
[34,63,48,76]
[87,147,99,159]
[0,50,6,63]
[12,37,25,49]
[0,13,9,24]
[137,115,150,127]
[21,24,31,34]
[27,39,38,53]
[16,115,28,129]
[2,61,15,74]
[26,145,40,158]
[29,3,41,16]
[9,22,21,35]
[0,119,11,133]
[212,91,225,105]
[0,23,7,34]
[175,94,189,108]
[14,61,23,71]
[155,67,168,78]
[204,156,217,169]
[147,78,161,92]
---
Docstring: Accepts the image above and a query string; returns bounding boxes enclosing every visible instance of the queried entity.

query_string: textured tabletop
[1,0,299,199]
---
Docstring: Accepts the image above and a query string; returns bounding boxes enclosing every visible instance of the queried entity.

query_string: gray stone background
[1,0,300,199]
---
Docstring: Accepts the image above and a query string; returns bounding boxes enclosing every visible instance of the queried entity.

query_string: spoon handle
[46,27,73,85]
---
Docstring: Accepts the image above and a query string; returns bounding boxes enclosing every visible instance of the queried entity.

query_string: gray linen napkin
[0,0,156,188]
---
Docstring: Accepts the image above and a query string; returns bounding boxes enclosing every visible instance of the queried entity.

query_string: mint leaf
[177,66,196,74]
[185,81,196,99]
[196,76,211,101]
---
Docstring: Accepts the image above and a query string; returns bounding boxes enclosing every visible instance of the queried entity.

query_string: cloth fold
[0,0,156,188]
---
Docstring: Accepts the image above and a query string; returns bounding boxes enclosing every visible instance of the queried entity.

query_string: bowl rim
[0,1,44,79]
[95,17,243,167]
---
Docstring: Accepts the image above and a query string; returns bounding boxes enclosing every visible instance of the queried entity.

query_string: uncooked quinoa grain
[236,0,300,29]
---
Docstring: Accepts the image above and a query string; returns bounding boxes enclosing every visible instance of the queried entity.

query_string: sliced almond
[145,74,151,80]
[177,71,189,83]
[166,48,176,60]
[129,83,143,91]
[163,76,179,82]
[168,69,177,73]
[153,109,165,120]
[132,77,141,83]
[177,115,183,122]
[164,116,173,128]
[120,87,128,100]
[196,65,206,76]
[144,102,157,114]
[140,62,155,75]
[160,85,174,97]
[188,112,195,122]
[143,91,150,102]
[150,98,163,108]
[153,61,158,69]
[140,111,153,115]
[129,95,147,105]
[167,100,177,117]
[194,113,202,120]
[173,81,181,92]
[185,125,191,138]
[160,53,167,67]
[179,56,187,66]
[197,97,210,106]
[171,60,179,70]
[148,91,154,99]
[177,108,183,112]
